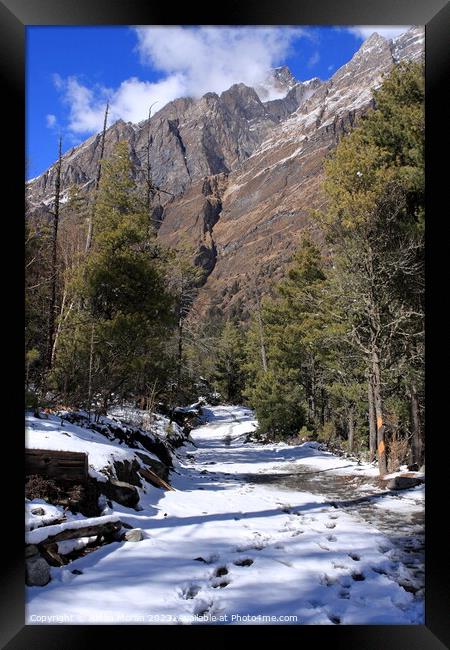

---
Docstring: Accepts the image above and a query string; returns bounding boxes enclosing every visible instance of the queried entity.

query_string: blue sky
[26,25,411,180]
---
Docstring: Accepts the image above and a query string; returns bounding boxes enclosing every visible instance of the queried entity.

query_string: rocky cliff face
[27,27,424,318]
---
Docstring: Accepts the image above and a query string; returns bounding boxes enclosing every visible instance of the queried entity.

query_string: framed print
[1,0,449,647]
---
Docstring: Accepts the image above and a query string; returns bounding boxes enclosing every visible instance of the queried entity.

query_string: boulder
[26,554,51,586]
[101,479,140,508]
[25,544,39,559]
[135,452,169,480]
[124,528,144,542]
[386,476,424,490]
[112,459,143,487]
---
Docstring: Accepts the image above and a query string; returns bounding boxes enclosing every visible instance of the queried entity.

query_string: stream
[245,464,425,597]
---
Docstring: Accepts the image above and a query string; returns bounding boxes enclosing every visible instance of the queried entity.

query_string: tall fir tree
[51,141,174,414]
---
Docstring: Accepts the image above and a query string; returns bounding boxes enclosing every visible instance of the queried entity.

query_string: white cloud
[134,26,305,96]
[54,26,308,135]
[346,26,411,40]
[46,114,57,128]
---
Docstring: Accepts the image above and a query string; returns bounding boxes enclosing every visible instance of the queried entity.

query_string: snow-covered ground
[25,409,181,483]
[26,405,424,625]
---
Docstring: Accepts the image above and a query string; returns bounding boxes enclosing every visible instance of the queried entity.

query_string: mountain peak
[360,31,388,50]
[272,66,297,87]
[255,66,298,101]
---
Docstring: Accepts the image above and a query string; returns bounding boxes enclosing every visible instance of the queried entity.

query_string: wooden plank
[29,520,122,546]
[138,466,175,491]
[25,448,88,483]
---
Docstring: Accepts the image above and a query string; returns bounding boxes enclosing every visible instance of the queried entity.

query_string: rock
[386,476,424,490]
[26,555,51,586]
[25,544,39,559]
[40,542,65,567]
[31,507,45,516]
[101,479,140,508]
[124,528,144,542]
[112,459,143,487]
[407,463,419,472]
[135,452,169,480]
[71,569,83,575]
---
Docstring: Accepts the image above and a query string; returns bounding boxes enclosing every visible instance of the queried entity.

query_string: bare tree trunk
[320,388,326,427]
[145,379,158,426]
[85,102,109,253]
[310,356,316,426]
[410,380,422,465]
[348,407,355,453]
[45,136,62,372]
[176,316,183,394]
[50,289,75,368]
[372,350,387,476]
[254,289,268,373]
[87,323,95,423]
[145,102,158,214]
[100,393,109,417]
[368,374,377,462]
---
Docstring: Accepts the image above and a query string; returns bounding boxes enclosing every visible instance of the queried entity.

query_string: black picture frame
[2,0,449,647]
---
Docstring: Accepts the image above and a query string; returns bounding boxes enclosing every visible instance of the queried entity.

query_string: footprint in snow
[348,553,360,562]
[317,542,331,552]
[351,572,366,581]
[338,575,352,589]
[193,554,219,564]
[180,584,201,600]
[210,566,230,589]
[233,558,254,567]
[214,566,228,577]
[371,566,388,576]
[339,589,351,600]
[324,522,336,529]
[328,614,341,625]
[320,573,336,587]
[326,535,337,543]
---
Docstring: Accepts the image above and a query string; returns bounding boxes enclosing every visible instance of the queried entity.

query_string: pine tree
[164,240,204,408]
[52,141,174,413]
[214,320,247,403]
[244,238,327,438]
[320,61,424,473]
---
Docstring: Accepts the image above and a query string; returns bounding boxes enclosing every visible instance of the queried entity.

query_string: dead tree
[138,102,173,228]
[45,136,62,372]
[85,102,109,253]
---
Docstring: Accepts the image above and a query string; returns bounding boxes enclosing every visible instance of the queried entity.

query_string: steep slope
[26,71,321,214]
[155,28,424,317]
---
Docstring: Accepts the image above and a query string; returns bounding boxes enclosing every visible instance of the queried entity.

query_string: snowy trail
[26,405,424,625]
